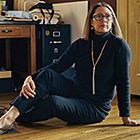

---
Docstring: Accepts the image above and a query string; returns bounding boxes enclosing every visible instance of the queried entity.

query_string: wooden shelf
[0,71,11,78]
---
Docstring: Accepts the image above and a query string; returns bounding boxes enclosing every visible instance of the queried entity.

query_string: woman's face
[91,6,113,35]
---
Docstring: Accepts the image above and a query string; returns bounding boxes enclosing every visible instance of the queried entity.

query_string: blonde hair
[83,2,123,40]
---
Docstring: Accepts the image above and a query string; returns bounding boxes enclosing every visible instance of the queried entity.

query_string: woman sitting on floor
[0,2,140,135]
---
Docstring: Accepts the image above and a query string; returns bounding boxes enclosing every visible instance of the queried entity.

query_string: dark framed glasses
[91,13,113,21]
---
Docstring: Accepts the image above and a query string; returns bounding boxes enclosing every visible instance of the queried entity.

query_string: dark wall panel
[5,0,13,10]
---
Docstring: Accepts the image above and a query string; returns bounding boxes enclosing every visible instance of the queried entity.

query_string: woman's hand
[19,76,36,99]
[122,117,140,126]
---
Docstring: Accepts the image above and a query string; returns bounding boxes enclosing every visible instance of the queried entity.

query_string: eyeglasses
[91,13,113,21]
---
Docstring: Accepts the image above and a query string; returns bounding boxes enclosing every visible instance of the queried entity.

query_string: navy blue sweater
[31,31,131,118]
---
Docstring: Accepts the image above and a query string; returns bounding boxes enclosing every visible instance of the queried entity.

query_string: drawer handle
[2,30,12,33]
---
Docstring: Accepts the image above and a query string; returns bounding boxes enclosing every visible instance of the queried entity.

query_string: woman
[0,2,140,134]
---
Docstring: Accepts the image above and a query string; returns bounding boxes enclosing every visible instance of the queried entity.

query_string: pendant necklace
[91,40,108,94]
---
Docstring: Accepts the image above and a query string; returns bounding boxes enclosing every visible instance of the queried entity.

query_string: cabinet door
[129,0,140,95]
[117,0,140,95]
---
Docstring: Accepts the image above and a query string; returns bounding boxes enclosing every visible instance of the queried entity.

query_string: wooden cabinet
[0,22,36,93]
[0,23,36,75]
[117,0,140,96]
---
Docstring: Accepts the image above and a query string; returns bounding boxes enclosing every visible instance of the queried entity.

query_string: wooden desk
[0,21,37,76]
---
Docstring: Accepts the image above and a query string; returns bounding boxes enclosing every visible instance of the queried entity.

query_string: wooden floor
[0,92,140,140]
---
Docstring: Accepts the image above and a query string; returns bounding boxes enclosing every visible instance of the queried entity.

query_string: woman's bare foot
[0,106,20,128]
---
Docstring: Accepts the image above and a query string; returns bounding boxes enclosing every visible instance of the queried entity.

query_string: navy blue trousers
[10,69,103,124]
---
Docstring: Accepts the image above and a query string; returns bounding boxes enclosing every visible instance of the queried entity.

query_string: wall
[46,0,116,12]
[54,1,88,42]
[5,0,116,12]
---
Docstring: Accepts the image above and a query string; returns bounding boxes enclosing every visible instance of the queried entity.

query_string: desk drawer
[0,27,21,36]
[0,25,30,37]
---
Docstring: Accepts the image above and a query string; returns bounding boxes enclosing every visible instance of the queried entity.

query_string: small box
[7,11,32,19]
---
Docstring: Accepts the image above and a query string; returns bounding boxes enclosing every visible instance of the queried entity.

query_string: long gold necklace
[91,40,108,94]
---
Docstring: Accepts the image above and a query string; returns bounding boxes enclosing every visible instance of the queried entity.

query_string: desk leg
[30,25,36,74]
[5,39,11,70]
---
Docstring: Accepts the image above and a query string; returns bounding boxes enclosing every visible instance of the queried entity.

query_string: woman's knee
[35,68,54,83]
[34,69,58,95]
